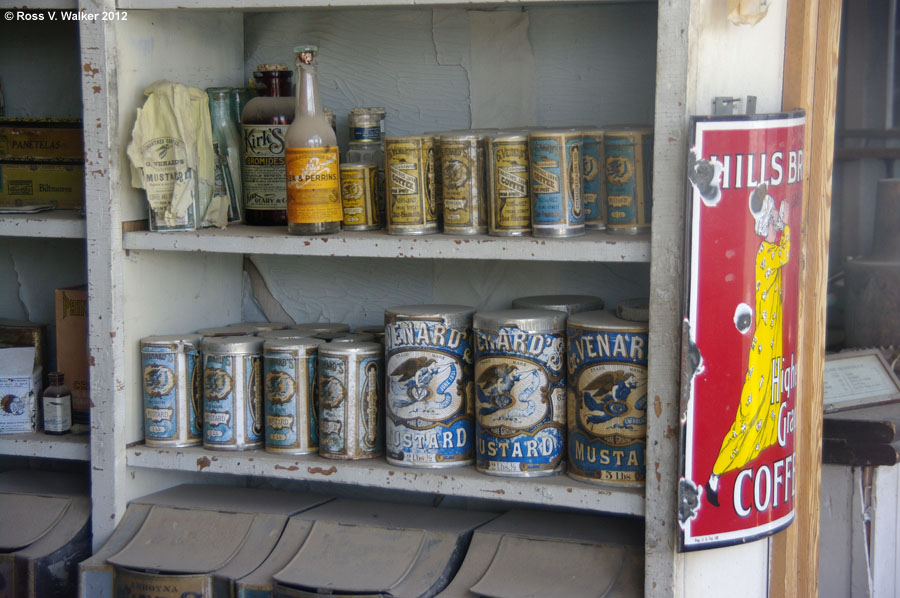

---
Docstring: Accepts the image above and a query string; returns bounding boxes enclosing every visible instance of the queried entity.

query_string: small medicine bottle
[43,372,72,435]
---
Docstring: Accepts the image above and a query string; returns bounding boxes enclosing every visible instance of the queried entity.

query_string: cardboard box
[55,286,89,418]
[0,161,84,210]
[0,346,42,434]
[0,118,84,162]
[0,319,46,372]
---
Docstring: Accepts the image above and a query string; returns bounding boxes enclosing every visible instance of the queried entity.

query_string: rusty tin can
[340,161,381,231]
[439,131,488,235]
[140,334,203,447]
[201,335,265,450]
[511,294,606,316]
[263,337,325,455]
[528,129,584,237]
[317,342,384,459]
[566,309,648,486]
[385,136,438,235]
[473,309,567,476]
[384,304,476,468]
[486,131,531,236]
[581,128,606,230]
[604,126,653,234]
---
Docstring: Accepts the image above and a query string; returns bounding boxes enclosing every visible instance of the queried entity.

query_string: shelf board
[0,210,86,239]
[0,432,90,461]
[127,444,645,516]
[123,225,650,262]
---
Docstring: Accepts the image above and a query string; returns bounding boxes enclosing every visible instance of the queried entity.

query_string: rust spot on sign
[654,395,662,418]
[197,457,211,470]
[83,63,99,76]
[275,464,299,471]
[308,466,337,476]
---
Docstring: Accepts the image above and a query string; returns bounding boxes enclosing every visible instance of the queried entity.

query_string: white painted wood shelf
[0,432,90,461]
[0,210,86,239]
[126,443,645,515]
[123,226,651,262]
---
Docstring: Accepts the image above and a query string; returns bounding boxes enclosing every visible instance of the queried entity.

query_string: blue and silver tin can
[604,126,653,234]
[263,337,325,455]
[201,335,265,450]
[317,342,384,459]
[581,128,606,230]
[384,304,476,468]
[528,129,584,237]
[511,294,606,316]
[473,309,567,476]
[566,308,648,486]
[140,334,203,447]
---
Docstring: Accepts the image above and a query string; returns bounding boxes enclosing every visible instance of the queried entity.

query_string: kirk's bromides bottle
[285,45,342,235]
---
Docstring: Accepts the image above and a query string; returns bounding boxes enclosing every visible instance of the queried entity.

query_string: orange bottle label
[285,147,342,224]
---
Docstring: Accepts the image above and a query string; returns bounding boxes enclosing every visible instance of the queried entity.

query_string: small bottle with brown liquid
[285,45,342,235]
[43,372,72,435]
[241,64,294,226]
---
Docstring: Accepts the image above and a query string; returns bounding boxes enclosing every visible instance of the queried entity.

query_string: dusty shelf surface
[0,210,86,239]
[0,432,90,460]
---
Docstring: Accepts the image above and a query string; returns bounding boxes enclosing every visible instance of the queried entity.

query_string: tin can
[581,128,606,230]
[384,304,476,468]
[290,322,351,335]
[440,132,487,235]
[473,309,567,476]
[511,294,605,316]
[528,129,584,237]
[617,297,650,323]
[423,132,444,224]
[317,342,384,459]
[348,108,382,144]
[196,325,249,338]
[140,334,203,447]
[486,131,531,236]
[604,126,653,234]
[566,310,648,486]
[201,336,265,450]
[263,337,325,455]
[315,331,376,344]
[385,136,438,235]
[340,162,381,231]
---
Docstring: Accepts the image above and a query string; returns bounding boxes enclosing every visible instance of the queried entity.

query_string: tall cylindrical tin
[511,294,605,316]
[201,336,265,450]
[384,304,476,468]
[566,310,648,486]
[604,126,653,234]
[263,337,325,455]
[439,132,487,235]
[473,309,567,476]
[486,131,531,236]
[528,129,584,237]
[290,322,351,335]
[581,128,606,230]
[340,162,381,231]
[317,342,384,459]
[140,334,203,447]
[384,136,438,235]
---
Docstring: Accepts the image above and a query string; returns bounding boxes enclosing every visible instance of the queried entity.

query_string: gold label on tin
[340,166,377,227]
[606,155,633,185]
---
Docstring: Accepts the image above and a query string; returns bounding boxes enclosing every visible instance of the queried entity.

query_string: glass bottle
[285,45,342,235]
[241,64,294,226]
[43,372,72,435]
[208,87,243,223]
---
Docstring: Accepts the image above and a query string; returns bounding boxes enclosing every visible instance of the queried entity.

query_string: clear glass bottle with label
[208,87,243,223]
[43,372,72,435]
[285,45,342,235]
[241,64,294,226]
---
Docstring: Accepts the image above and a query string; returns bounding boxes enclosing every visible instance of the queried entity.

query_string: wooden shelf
[0,432,90,461]
[127,444,645,516]
[123,225,651,262]
[0,210,86,239]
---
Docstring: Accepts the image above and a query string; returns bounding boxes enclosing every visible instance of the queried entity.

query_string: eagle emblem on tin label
[476,358,548,430]
[319,373,346,409]
[265,370,296,405]
[387,352,463,425]
[606,155,634,185]
[577,367,647,443]
[204,368,233,402]
[143,364,176,397]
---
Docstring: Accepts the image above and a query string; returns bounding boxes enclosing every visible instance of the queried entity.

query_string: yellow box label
[0,162,84,209]
[285,147,342,224]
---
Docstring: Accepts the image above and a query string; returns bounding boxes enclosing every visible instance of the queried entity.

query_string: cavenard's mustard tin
[473,309,567,476]
[486,131,531,236]
[528,129,584,237]
[340,162,381,231]
[140,334,203,447]
[511,294,606,316]
[202,336,265,450]
[317,342,384,459]
[384,304,476,468]
[581,129,606,230]
[385,136,438,235]
[604,126,653,234]
[440,132,487,234]
[263,337,325,455]
[566,310,648,486]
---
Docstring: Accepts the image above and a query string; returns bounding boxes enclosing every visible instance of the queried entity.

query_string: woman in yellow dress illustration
[706,184,790,507]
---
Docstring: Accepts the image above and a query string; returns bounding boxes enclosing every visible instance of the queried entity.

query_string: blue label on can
[318,354,346,455]
[605,134,652,228]
[582,135,602,222]
[204,354,235,445]
[474,327,566,475]
[265,351,317,452]
[318,353,383,457]
[245,355,264,443]
[530,135,584,229]
[567,326,648,484]
[142,345,179,441]
[385,321,474,466]
[352,125,381,142]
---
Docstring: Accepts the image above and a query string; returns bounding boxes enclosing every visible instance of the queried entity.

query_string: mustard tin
[201,335,265,450]
[486,131,531,236]
[511,294,606,316]
[385,136,438,235]
[340,162,381,231]
[440,131,488,235]
[263,337,325,455]
[140,334,203,448]
[528,129,584,237]
[581,128,606,230]
[604,126,653,234]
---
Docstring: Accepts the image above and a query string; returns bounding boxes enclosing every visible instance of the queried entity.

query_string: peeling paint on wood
[308,466,338,476]
[197,456,211,470]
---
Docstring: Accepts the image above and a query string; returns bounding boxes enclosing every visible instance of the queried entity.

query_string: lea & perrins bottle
[285,45,342,235]
[43,371,72,435]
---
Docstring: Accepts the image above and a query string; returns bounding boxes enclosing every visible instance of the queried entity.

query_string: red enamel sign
[680,112,805,551]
